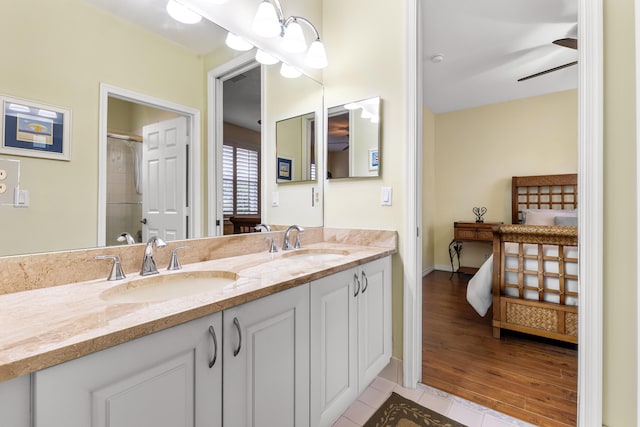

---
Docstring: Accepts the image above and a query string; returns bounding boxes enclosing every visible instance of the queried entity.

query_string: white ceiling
[86,0,578,115]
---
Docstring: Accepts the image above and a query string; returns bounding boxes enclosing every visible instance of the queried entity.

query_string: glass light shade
[305,40,328,69]
[256,49,279,65]
[225,32,254,51]
[208,0,228,3]
[280,63,302,78]
[166,0,202,24]
[343,102,360,110]
[252,1,281,38]
[281,21,307,53]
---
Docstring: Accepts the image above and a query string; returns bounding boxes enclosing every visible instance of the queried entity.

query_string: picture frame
[0,95,71,161]
[277,157,292,180]
[369,149,379,171]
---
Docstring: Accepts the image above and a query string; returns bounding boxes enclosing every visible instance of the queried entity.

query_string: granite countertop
[0,238,395,382]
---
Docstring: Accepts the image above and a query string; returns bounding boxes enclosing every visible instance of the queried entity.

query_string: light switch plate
[381,187,392,206]
[272,191,280,207]
[0,159,20,206]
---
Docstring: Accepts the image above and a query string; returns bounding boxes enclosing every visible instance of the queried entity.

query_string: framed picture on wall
[369,149,379,171]
[0,95,71,161]
[277,157,292,180]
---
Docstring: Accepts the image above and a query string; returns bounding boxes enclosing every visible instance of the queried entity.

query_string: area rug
[363,392,466,427]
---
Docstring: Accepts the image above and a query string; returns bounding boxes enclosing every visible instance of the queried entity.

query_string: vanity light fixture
[280,63,302,78]
[256,49,279,65]
[37,109,58,119]
[225,32,254,51]
[251,0,328,69]
[8,103,30,113]
[166,0,202,24]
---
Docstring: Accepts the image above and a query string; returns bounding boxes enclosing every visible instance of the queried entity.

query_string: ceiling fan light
[256,49,279,65]
[252,1,281,38]
[280,63,302,78]
[305,40,328,69]
[166,0,202,24]
[225,32,254,51]
[281,20,306,53]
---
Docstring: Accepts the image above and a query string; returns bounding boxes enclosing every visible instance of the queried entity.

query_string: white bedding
[466,243,579,317]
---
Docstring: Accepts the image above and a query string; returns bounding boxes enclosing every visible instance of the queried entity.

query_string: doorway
[97,84,202,247]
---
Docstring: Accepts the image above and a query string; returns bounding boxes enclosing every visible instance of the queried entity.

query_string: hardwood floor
[422,270,577,426]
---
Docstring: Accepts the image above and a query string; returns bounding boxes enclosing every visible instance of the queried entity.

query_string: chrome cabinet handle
[353,273,361,298]
[361,271,368,293]
[208,325,218,368]
[233,317,242,357]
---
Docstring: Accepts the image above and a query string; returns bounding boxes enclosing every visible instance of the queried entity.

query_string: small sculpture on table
[473,207,487,223]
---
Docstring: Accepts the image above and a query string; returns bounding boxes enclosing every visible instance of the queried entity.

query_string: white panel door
[142,116,188,242]
[310,268,358,427]
[223,284,309,427]
[357,257,392,392]
[33,313,222,427]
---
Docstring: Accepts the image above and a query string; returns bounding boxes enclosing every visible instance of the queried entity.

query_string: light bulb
[252,1,281,38]
[280,63,302,78]
[305,40,328,69]
[281,20,306,53]
[344,103,360,110]
[256,49,279,65]
[225,32,254,51]
[208,0,228,3]
[166,0,202,24]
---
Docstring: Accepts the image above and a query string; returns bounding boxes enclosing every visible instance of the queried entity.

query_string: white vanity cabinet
[310,256,392,427]
[223,283,310,427]
[0,375,31,427]
[33,312,222,427]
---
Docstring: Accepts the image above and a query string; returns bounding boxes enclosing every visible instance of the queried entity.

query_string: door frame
[97,83,202,246]
[206,51,260,237]
[404,0,604,425]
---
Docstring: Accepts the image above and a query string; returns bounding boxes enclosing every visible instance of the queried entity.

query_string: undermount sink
[280,248,349,263]
[101,270,238,303]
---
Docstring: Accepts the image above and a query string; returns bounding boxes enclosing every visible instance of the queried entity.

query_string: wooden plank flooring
[422,271,577,426]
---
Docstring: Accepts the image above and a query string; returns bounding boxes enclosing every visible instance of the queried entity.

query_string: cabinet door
[310,268,358,427]
[33,313,222,427]
[0,375,30,427]
[357,256,392,393]
[223,284,309,427]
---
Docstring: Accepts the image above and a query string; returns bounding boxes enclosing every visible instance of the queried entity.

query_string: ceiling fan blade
[517,61,578,82]
[553,38,578,50]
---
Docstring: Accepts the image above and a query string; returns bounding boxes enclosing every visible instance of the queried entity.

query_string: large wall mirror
[0,0,323,257]
[327,97,381,179]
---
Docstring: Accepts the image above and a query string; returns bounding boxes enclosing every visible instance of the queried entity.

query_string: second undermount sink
[280,248,349,263]
[100,270,238,304]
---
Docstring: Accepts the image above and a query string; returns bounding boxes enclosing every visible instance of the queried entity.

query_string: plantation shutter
[222,144,259,216]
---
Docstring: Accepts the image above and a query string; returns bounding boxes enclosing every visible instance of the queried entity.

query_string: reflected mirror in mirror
[327,97,381,179]
[276,112,316,183]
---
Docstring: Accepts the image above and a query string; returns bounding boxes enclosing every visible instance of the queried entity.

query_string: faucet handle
[95,255,126,281]
[267,237,278,253]
[294,229,304,249]
[167,246,189,271]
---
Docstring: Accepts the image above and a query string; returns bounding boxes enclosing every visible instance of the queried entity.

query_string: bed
[466,174,579,343]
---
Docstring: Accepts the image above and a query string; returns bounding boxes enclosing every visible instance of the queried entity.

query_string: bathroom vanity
[0,228,395,427]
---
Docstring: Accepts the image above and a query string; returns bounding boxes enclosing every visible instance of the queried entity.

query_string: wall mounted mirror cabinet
[326,96,381,179]
[275,112,317,183]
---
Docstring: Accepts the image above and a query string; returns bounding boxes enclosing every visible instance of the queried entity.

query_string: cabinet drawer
[454,229,478,240]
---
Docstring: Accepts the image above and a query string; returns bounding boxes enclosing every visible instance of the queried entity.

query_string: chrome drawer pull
[354,273,361,298]
[233,317,242,357]
[208,325,218,368]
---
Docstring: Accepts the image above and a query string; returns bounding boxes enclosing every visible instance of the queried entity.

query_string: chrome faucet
[255,223,271,232]
[255,224,278,253]
[140,236,167,276]
[283,225,304,251]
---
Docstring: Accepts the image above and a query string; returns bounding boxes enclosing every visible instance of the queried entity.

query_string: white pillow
[522,208,576,225]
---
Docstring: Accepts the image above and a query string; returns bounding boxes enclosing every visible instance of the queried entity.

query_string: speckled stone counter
[0,228,396,382]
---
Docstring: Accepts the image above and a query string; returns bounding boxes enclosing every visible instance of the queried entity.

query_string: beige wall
[0,0,206,256]
[603,1,637,424]
[323,0,406,358]
[432,90,578,269]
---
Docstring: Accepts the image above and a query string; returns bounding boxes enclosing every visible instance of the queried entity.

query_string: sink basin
[280,248,349,263]
[101,270,238,303]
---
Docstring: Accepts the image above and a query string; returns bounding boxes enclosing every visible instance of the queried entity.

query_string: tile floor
[332,376,534,427]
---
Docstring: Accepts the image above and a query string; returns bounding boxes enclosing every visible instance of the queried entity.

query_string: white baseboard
[422,266,435,277]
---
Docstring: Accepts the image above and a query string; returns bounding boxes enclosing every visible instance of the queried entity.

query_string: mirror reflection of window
[327,97,381,179]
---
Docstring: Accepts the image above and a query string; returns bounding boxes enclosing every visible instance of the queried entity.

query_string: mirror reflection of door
[221,66,262,235]
[105,97,187,245]
[141,117,188,242]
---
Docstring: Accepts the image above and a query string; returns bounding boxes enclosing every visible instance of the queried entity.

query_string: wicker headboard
[512,174,578,224]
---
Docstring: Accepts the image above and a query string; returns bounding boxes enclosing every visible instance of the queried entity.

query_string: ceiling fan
[517,37,578,82]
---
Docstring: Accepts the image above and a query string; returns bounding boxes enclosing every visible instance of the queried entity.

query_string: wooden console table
[449,221,502,276]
